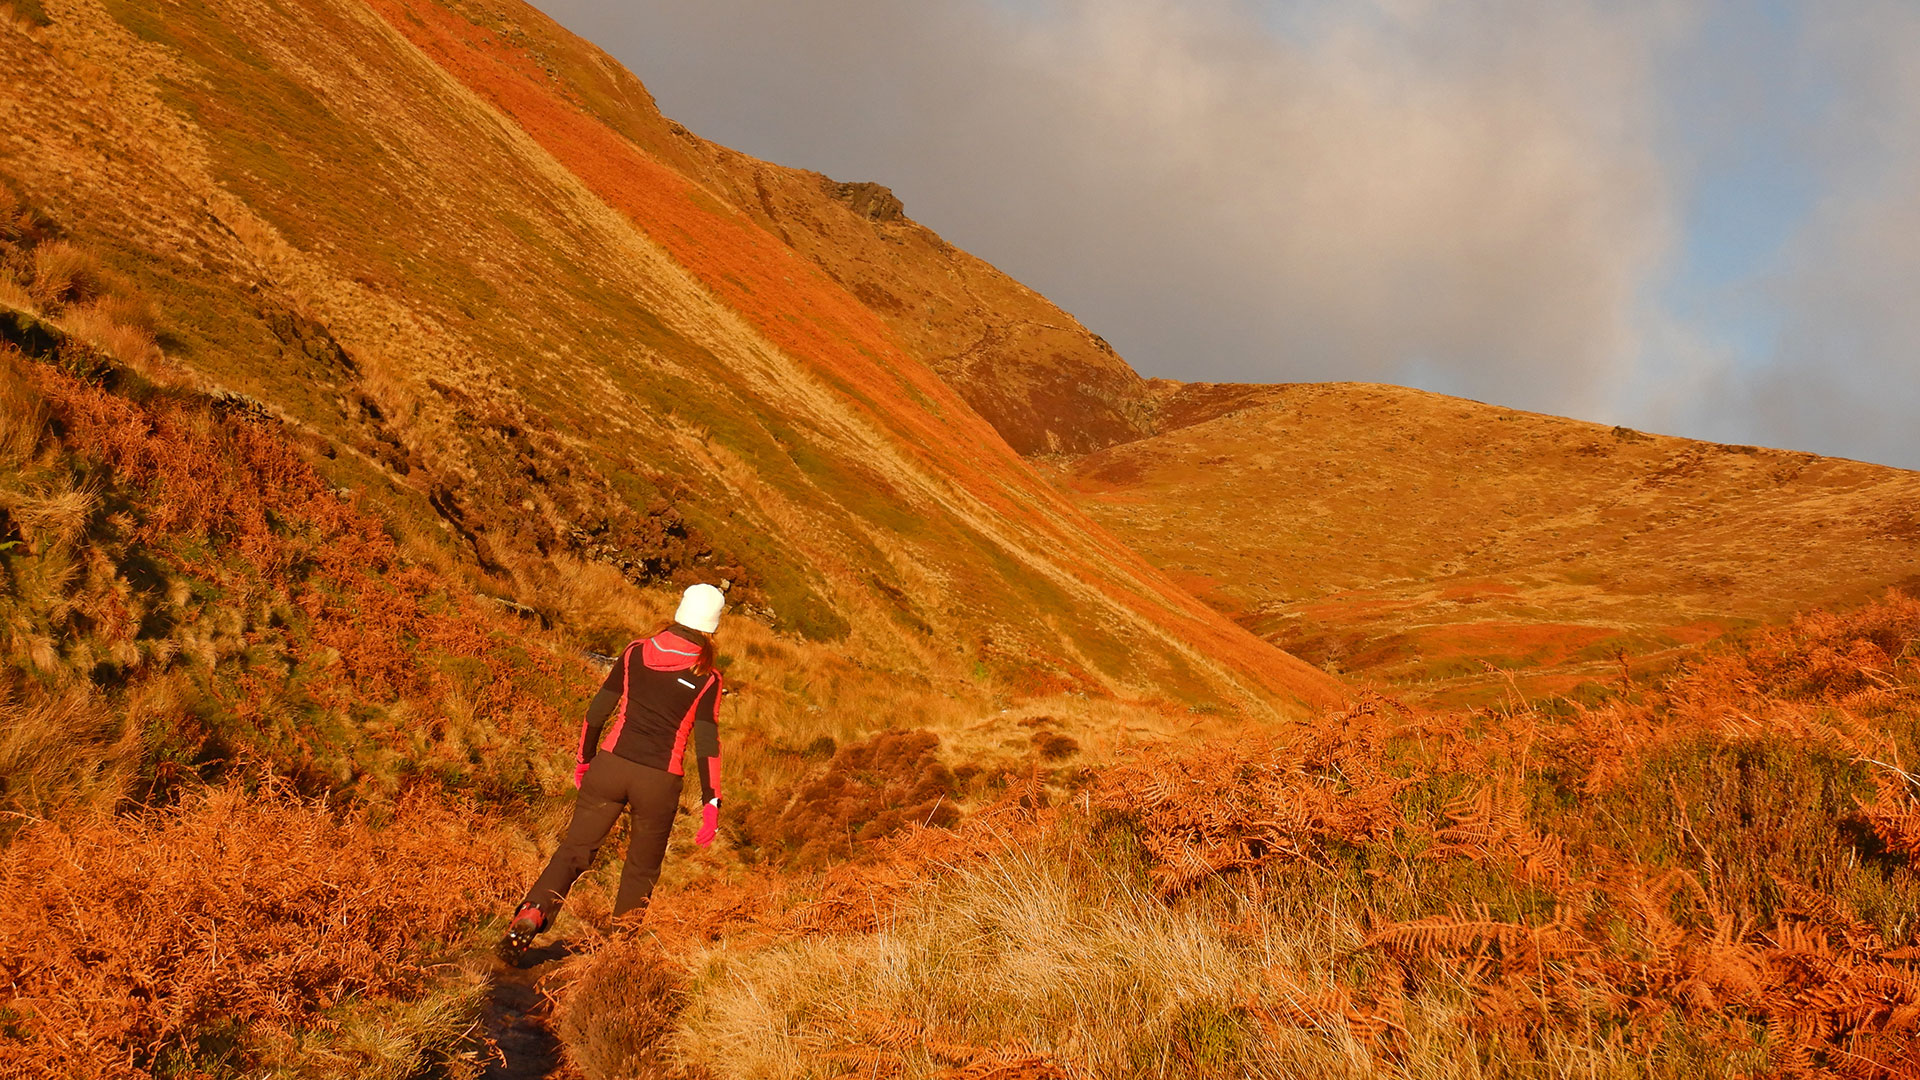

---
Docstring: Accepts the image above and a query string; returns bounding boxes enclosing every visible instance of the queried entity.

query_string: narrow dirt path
[479,943,577,1079]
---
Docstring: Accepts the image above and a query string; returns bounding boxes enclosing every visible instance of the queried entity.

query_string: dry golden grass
[0,184,19,241]
[59,297,167,371]
[81,292,158,333]
[654,808,1741,1080]
[0,345,44,467]
[0,685,140,827]
[1064,382,1920,706]
[671,830,1258,1078]
[246,973,494,1080]
[25,239,103,311]
[0,267,31,312]
[4,472,96,554]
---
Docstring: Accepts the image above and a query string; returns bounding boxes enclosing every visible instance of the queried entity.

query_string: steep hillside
[10,4,1920,1077]
[1063,382,1920,703]
[0,0,1340,718]
[339,0,1160,457]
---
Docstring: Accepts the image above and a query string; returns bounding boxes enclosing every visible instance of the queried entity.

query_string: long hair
[658,622,715,676]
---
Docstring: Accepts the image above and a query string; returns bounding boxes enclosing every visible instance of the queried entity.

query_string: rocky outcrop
[824,180,905,222]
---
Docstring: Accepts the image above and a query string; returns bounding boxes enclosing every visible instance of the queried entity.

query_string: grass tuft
[26,241,104,312]
[555,936,687,1080]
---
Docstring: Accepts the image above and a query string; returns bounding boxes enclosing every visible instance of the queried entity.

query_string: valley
[2,0,1918,1077]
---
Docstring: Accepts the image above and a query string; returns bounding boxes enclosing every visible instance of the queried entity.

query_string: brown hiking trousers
[522,751,681,925]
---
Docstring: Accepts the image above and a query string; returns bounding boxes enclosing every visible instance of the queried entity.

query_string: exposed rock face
[824,180,905,222]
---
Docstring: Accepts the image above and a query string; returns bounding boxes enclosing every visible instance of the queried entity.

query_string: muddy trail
[479,942,579,1079]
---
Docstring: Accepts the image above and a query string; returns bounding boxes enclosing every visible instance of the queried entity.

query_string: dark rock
[825,180,905,223]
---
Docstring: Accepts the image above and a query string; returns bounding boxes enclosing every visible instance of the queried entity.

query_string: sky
[528,0,1920,469]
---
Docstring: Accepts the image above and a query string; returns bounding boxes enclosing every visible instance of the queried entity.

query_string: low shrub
[738,728,958,868]
[563,595,1920,1078]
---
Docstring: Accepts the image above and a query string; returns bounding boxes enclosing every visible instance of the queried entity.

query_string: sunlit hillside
[1060,381,1920,705]
[0,0,1338,719]
[614,592,1920,1079]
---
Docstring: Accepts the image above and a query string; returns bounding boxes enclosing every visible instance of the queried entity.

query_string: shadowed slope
[1064,382,1920,703]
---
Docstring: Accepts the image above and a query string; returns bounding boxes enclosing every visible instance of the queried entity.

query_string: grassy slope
[0,243,1206,1075]
[576,593,1920,1080]
[0,278,573,1074]
[4,4,1918,1078]
[0,0,1340,720]
[1060,381,1920,705]
[355,0,1334,715]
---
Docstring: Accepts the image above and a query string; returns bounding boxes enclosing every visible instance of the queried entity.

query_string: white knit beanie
[674,583,725,634]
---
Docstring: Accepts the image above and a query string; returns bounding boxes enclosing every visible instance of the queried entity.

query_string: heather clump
[736,728,959,868]
[553,936,688,1080]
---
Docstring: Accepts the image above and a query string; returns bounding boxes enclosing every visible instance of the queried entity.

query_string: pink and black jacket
[577,625,722,803]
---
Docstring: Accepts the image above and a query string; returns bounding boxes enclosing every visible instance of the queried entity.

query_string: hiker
[498,583,726,962]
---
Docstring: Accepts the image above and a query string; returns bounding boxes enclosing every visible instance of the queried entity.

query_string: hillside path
[480,944,576,1079]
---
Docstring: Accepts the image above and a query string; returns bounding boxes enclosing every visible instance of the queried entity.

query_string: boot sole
[496,923,539,965]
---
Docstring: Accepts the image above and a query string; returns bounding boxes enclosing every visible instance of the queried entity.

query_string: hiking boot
[496,902,544,964]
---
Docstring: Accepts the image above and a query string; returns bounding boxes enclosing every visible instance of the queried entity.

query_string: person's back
[583,626,723,796]
[499,585,727,963]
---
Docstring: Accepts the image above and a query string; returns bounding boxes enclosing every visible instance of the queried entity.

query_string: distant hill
[1059,381,1920,703]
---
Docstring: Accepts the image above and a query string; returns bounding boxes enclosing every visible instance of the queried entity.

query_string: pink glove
[695,801,720,847]
[573,761,590,789]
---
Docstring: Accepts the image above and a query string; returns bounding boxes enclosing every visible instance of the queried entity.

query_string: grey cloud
[534,0,1684,422]
[1739,3,1920,468]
